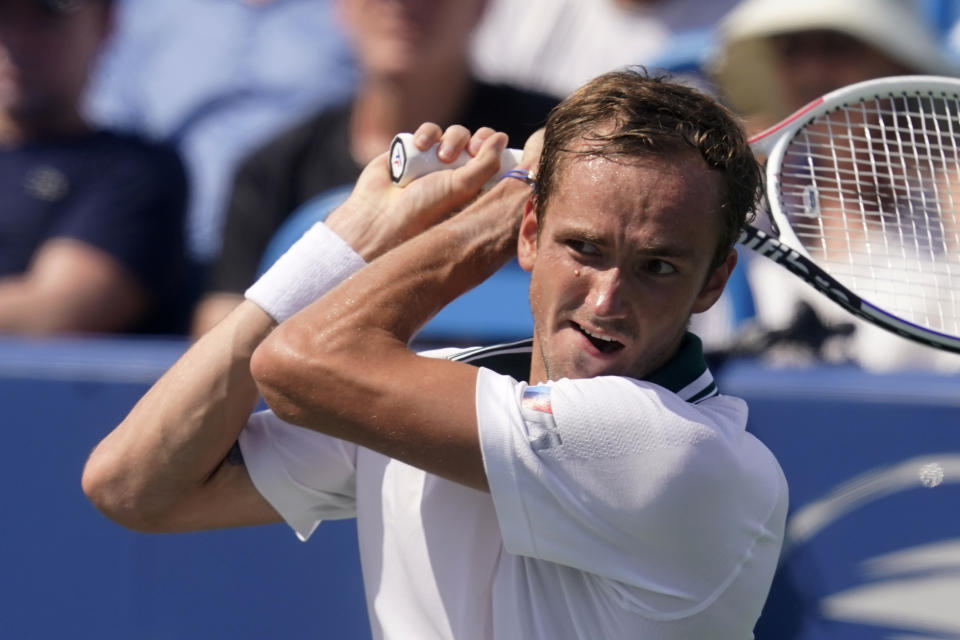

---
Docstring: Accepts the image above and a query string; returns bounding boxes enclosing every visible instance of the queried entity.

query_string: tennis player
[83,70,787,639]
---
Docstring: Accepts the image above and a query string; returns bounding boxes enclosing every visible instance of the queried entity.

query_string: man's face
[337,0,486,77]
[0,0,110,122]
[518,152,736,384]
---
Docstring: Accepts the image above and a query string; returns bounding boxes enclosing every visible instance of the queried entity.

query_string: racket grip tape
[389,133,523,189]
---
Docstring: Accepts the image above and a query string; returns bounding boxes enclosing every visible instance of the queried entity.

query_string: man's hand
[325,124,510,261]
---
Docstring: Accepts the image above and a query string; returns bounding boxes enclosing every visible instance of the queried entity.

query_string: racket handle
[389,133,523,189]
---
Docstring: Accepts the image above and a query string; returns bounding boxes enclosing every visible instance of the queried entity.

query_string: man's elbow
[250,328,323,426]
[81,445,171,533]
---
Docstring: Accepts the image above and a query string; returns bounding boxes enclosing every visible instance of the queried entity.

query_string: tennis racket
[389,75,960,353]
[744,75,960,354]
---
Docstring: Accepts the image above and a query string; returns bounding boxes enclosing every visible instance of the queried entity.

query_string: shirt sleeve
[239,409,359,541]
[237,348,473,541]
[476,368,785,613]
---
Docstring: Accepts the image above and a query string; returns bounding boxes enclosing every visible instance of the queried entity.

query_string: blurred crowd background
[3,0,960,373]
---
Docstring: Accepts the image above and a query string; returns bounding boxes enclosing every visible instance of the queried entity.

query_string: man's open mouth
[575,323,624,354]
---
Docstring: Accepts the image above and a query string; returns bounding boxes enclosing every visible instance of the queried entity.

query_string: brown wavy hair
[536,68,761,269]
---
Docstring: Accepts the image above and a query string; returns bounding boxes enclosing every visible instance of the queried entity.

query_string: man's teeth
[582,327,616,343]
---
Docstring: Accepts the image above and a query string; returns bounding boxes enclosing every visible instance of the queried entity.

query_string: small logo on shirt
[521,385,561,450]
[24,166,69,202]
[522,386,553,413]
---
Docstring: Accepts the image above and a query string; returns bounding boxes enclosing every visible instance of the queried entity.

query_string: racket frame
[744,75,960,354]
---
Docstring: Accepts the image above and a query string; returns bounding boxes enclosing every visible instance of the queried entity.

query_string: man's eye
[568,240,600,256]
[646,259,676,275]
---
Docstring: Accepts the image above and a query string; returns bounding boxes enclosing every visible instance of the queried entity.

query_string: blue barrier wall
[0,337,369,640]
[724,363,960,640]
[1,336,957,638]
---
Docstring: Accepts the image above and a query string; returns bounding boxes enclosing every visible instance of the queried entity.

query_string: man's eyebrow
[558,224,698,259]
[635,242,695,258]
[563,228,606,244]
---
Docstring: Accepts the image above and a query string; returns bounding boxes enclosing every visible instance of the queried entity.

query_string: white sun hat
[711,0,960,116]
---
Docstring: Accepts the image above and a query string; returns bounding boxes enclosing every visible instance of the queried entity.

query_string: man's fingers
[437,125,471,162]
[395,131,507,228]
[335,124,513,260]
[448,131,508,195]
[350,150,393,194]
[412,122,443,151]
[468,127,498,156]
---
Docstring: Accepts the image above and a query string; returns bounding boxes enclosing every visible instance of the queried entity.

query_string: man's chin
[550,355,629,382]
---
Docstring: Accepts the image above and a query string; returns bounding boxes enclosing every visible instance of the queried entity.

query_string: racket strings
[777,92,960,335]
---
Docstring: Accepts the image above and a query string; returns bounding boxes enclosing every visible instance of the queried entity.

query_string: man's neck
[349,63,473,166]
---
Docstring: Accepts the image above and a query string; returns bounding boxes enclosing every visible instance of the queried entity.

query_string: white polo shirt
[239,334,788,640]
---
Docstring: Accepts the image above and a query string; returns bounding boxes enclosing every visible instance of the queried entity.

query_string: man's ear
[516,197,539,273]
[691,248,738,314]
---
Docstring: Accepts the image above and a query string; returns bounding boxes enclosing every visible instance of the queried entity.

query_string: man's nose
[586,268,627,318]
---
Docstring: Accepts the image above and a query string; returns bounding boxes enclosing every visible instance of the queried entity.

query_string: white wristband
[244,222,366,323]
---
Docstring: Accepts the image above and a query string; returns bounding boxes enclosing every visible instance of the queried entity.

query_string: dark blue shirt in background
[0,130,190,334]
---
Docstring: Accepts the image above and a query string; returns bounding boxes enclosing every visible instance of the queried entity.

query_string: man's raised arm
[250,128,541,492]
[82,125,514,531]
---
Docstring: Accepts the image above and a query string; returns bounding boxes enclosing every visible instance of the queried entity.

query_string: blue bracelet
[501,169,537,191]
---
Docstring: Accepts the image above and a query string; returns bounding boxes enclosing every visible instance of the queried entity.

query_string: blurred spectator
[469,0,740,99]
[712,0,959,134]
[709,0,960,372]
[192,0,558,335]
[85,0,357,265]
[0,0,189,335]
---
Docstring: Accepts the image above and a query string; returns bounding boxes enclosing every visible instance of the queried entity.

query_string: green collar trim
[643,333,717,403]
